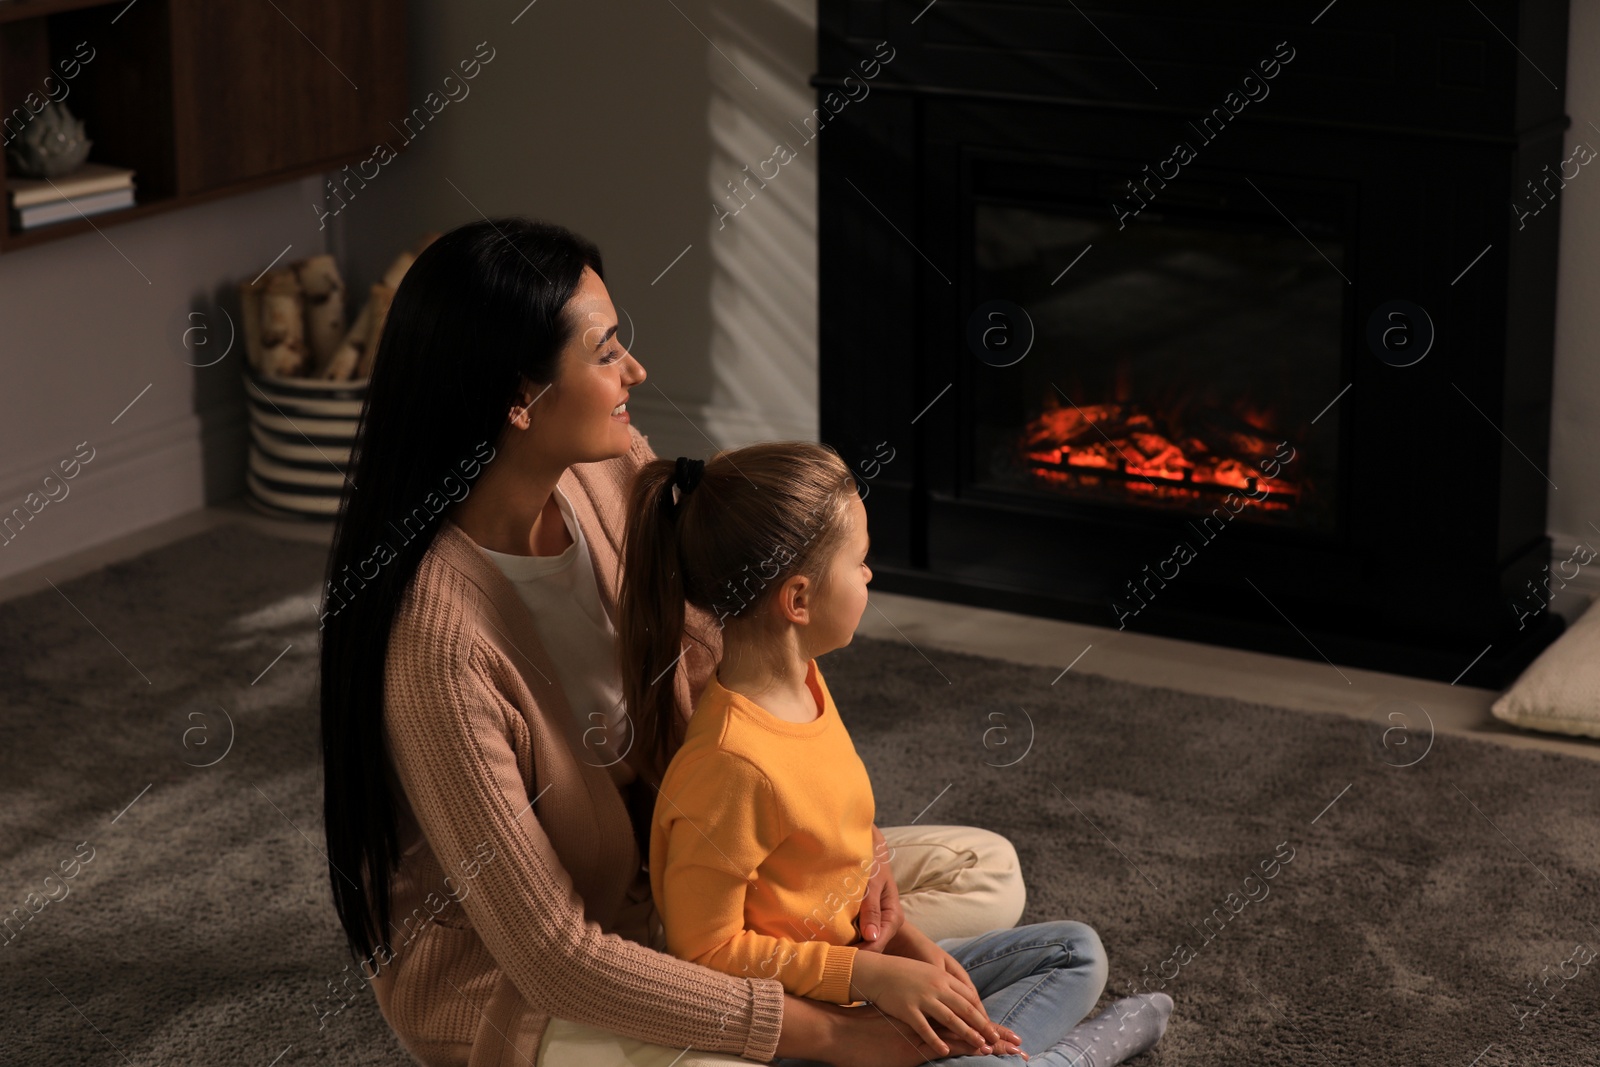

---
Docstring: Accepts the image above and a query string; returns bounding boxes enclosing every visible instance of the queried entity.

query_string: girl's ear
[777,574,811,626]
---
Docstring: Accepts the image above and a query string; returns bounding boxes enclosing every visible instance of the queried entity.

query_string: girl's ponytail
[617,442,857,782]
[616,458,689,783]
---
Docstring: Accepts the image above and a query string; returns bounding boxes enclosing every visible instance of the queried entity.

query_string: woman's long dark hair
[319,217,603,970]
[616,443,857,784]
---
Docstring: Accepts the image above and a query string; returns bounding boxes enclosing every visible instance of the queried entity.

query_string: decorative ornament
[5,101,93,178]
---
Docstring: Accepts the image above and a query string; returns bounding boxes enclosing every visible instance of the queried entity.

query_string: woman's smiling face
[522,265,646,465]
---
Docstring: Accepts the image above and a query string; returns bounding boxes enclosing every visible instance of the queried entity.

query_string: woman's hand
[855,825,904,952]
[849,949,999,1056]
[827,1002,1013,1067]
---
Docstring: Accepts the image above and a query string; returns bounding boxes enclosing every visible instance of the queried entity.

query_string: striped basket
[242,365,368,519]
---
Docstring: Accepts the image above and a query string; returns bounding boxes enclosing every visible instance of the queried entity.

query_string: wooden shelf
[0,0,406,253]
[0,146,386,251]
[0,0,121,26]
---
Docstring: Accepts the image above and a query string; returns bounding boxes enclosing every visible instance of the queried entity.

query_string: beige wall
[335,0,728,460]
[0,176,327,581]
[1547,0,1600,567]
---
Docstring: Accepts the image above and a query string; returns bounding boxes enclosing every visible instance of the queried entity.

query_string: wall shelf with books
[0,0,406,253]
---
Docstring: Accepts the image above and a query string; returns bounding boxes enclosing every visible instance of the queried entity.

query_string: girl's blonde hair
[616,441,857,782]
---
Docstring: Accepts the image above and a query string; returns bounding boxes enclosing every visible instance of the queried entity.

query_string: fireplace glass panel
[969,200,1344,534]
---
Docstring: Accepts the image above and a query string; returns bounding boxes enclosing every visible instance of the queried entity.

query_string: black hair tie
[664,456,706,515]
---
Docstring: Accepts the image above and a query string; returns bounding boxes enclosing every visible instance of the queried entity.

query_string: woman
[318,217,1031,1067]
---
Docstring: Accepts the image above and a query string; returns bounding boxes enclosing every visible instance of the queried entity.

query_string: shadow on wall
[187,282,252,505]
[703,0,825,446]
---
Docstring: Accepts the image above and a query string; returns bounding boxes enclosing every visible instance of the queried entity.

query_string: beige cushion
[1492,597,1600,738]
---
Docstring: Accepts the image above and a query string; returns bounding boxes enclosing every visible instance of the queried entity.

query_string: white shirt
[477,486,633,781]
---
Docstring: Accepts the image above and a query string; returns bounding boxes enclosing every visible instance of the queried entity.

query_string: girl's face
[522,266,646,465]
[809,492,873,653]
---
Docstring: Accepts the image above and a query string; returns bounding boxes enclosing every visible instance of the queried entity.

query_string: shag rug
[2,523,1596,1065]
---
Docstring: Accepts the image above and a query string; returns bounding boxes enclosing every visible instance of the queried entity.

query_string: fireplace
[814,0,1569,686]
[968,185,1344,536]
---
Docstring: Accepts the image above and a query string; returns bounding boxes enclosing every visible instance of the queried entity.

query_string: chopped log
[354,283,396,380]
[314,234,436,380]
[319,297,372,381]
[259,269,308,377]
[295,254,346,374]
[379,250,415,291]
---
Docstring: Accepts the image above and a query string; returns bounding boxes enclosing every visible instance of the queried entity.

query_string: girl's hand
[849,950,997,1056]
[856,825,904,952]
[931,1020,1029,1060]
[886,922,1022,1051]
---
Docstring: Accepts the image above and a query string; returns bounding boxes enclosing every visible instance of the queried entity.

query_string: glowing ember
[1021,398,1299,510]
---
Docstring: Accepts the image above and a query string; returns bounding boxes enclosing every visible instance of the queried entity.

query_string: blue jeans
[775,920,1110,1067]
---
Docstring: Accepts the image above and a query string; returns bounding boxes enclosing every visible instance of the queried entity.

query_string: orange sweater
[650,659,877,1004]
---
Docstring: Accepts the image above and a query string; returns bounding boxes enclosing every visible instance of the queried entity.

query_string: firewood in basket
[411,230,441,257]
[296,254,347,374]
[238,277,267,373]
[319,297,372,381]
[355,284,396,380]
[317,238,433,380]
[260,269,308,377]
[380,250,416,291]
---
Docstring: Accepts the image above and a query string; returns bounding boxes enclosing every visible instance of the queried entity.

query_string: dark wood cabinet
[168,0,406,194]
[0,0,408,252]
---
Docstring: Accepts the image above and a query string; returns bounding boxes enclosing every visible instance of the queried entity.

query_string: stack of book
[7,163,136,231]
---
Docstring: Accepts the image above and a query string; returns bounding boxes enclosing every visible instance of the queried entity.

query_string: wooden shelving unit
[0,0,407,253]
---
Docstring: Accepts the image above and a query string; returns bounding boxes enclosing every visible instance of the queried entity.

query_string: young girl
[617,443,1172,1065]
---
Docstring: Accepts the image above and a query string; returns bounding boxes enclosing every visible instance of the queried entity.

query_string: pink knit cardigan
[369,426,786,1066]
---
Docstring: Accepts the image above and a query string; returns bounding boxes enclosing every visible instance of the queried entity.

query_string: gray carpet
[2,522,1597,1065]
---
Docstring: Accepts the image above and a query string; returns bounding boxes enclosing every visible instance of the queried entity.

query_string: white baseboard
[0,407,248,583]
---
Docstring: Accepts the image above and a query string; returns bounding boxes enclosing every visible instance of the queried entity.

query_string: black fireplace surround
[814,1,1570,686]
